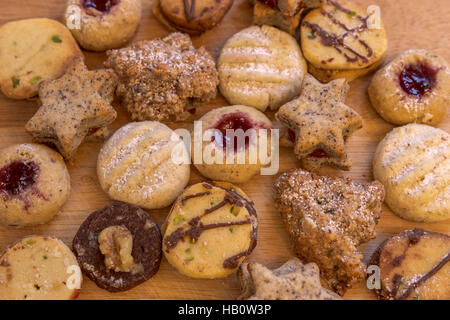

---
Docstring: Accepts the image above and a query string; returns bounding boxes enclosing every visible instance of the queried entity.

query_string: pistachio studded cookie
[0,144,70,228]
[300,0,387,82]
[0,236,82,300]
[373,124,450,222]
[193,105,273,184]
[73,203,162,292]
[218,25,307,111]
[97,121,190,209]
[163,182,257,279]
[0,18,82,99]
[368,50,450,126]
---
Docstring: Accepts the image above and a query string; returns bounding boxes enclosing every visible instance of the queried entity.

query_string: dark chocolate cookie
[73,202,162,292]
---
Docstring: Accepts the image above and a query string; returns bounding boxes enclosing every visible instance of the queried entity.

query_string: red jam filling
[309,149,329,158]
[399,63,439,98]
[83,0,119,12]
[212,112,257,151]
[87,127,100,136]
[0,161,39,196]
[287,129,296,143]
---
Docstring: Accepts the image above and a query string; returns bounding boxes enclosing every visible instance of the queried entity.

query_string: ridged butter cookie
[163,182,257,279]
[97,121,190,209]
[218,25,307,111]
[373,124,449,222]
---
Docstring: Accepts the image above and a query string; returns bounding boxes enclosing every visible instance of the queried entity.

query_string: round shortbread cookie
[373,124,450,222]
[0,144,71,228]
[97,121,190,209]
[193,105,273,183]
[0,236,82,300]
[368,49,450,126]
[300,0,387,70]
[162,182,257,279]
[0,18,82,99]
[218,25,307,111]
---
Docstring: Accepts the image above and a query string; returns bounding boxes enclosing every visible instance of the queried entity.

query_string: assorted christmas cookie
[274,169,384,295]
[193,105,273,183]
[368,49,450,126]
[368,229,450,300]
[153,0,234,35]
[276,74,362,171]
[252,0,323,35]
[105,33,218,121]
[73,202,162,292]
[238,258,341,300]
[300,0,387,82]
[63,0,142,51]
[218,25,307,111]
[0,144,70,228]
[25,57,118,161]
[373,124,450,222]
[162,182,257,279]
[97,121,190,209]
[0,236,82,300]
[0,18,82,99]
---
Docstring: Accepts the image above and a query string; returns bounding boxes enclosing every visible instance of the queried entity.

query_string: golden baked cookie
[153,0,233,35]
[97,121,190,209]
[218,25,307,111]
[368,229,450,300]
[63,0,142,51]
[193,105,273,183]
[373,124,450,222]
[0,18,82,99]
[0,144,70,228]
[368,50,450,126]
[276,74,363,171]
[300,0,387,81]
[0,236,82,300]
[25,57,118,161]
[162,182,257,279]
[238,258,341,300]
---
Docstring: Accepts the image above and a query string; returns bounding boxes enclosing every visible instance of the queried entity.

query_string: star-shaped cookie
[237,258,341,300]
[276,74,362,171]
[25,57,118,160]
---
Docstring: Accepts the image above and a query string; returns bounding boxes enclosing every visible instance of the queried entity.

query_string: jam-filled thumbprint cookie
[368,49,450,126]
[162,182,258,279]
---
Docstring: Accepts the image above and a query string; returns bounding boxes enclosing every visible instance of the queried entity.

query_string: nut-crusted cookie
[0,144,70,228]
[163,182,257,279]
[218,25,307,111]
[274,169,385,295]
[0,236,82,300]
[300,0,387,82]
[368,50,450,126]
[104,33,218,121]
[0,18,82,99]
[276,74,362,171]
[63,0,142,51]
[25,57,118,161]
[153,0,234,35]
[238,258,341,300]
[72,202,162,292]
[368,229,450,300]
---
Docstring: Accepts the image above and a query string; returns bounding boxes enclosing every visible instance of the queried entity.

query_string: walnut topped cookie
[238,258,341,300]
[104,32,218,122]
[72,202,162,292]
[300,0,387,82]
[274,169,384,295]
[276,73,362,171]
[25,57,118,161]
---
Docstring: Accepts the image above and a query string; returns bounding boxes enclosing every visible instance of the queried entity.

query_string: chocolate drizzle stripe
[397,253,450,300]
[181,191,211,202]
[183,0,196,21]
[223,251,249,269]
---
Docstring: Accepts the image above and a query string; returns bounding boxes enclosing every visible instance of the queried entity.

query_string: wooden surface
[0,0,449,300]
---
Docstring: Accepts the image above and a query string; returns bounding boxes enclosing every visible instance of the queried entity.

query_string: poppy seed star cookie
[275,74,362,171]
[25,57,118,161]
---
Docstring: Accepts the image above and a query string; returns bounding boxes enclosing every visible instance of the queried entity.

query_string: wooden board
[0,0,449,300]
